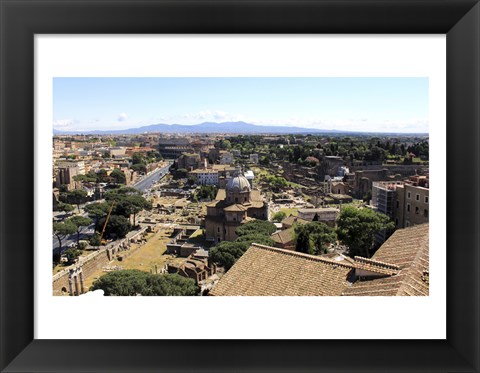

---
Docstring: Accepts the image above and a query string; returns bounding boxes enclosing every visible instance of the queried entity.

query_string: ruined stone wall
[52,250,111,296]
[52,228,148,296]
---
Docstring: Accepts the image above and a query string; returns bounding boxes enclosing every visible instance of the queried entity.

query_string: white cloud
[53,119,75,128]
[117,113,128,122]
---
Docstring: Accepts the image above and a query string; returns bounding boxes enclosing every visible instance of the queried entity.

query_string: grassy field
[279,207,299,217]
[82,228,183,290]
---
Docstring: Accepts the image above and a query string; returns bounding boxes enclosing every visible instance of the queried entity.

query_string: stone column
[79,270,85,294]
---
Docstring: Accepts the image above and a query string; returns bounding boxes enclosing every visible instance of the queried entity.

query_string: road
[133,161,172,192]
[53,161,173,253]
[52,223,95,254]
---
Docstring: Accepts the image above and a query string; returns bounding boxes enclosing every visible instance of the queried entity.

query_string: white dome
[226,175,251,192]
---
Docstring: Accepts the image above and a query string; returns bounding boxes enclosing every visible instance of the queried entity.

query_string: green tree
[336,206,395,258]
[68,215,93,247]
[210,220,277,270]
[89,233,102,247]
[84,202,111,231]
[125,194,151,226]
[98,214,132,238]
[66,189,88,213]
[73,174,96,183]
[53,220,77,253]
[57,202,75,215]
[110,168,126,184]
[131,152,146,165]
[145,274,199,296]
[219,139,232,150]
[91,269,150,295]
[91,270,199,296]
[266,176,288,192]
[209,242,248,270]
[96,169,109,183]
[294,222,337,255]
[235,220,277,237]
[175,168,188,178]
[195,185,218,200]
[235,234,275,246]
[131,163,147,174]
[106,188,150,225]
[63,247,82,265]
[272,211,287,222]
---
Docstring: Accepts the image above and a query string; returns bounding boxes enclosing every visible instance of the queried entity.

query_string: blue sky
[53,77,428,133]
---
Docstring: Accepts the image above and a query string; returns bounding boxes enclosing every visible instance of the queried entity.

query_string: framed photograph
[1,0,479,372]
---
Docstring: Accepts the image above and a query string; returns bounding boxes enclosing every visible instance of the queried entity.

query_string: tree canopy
[294,222,337,255]
[209,242,249,270]
[57,202,75,214]
[67,215,93,247]
[66,189,88,212]
[110,168,126,184]
[52,220,77,258]
[105,187,151,226]
[272,211,287,222]
[98,214,132,239]
[235,220,277,237]
[91,270,199,296]
[210,220,277,270]
[84,202,111,230]
[194,185,218,201]
[336,206,395,258]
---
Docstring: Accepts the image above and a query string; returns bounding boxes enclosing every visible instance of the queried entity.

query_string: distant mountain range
[52,121,346,135]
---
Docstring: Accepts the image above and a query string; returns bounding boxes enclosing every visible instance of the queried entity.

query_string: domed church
[204,170,269,242]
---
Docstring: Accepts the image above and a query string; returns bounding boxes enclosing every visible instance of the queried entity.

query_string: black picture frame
[1,0,479,372]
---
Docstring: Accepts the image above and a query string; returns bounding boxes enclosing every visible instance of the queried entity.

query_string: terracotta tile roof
[282,215,310,227]
[215,189,226,200]
[271,227,295,245]
[224,204,248,212]
[210,244,354,296]
[250,190,264,202]
[352,257,400,276]
[343,224,429,296]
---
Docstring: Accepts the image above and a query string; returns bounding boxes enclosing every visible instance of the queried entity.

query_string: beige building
[189,169,219,186]
[204,173,268,242]
[55,160,85,190]
[394,183,429,228]
[297,207,339,227]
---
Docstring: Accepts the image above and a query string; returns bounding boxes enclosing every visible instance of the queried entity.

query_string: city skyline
[53,77,429,133]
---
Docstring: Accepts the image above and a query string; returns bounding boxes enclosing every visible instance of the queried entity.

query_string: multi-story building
[371,177,429,230]
[176,153,202,170]
[297,207,339,227]
[189,169,219,186]
[394,180,429,229]
[55,160,85,190]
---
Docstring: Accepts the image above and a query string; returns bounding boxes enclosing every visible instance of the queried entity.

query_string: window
[406,221,410,227]
[415,206,419,214]
[416,194,420,201]
[424,209,429,218]
[395,218,399,226]
[425,196,429,203]
[396,200,399,209]
[407,192,411,199]
[407,203,410,212]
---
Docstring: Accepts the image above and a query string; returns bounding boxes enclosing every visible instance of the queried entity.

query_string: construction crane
[99,201,115,246]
